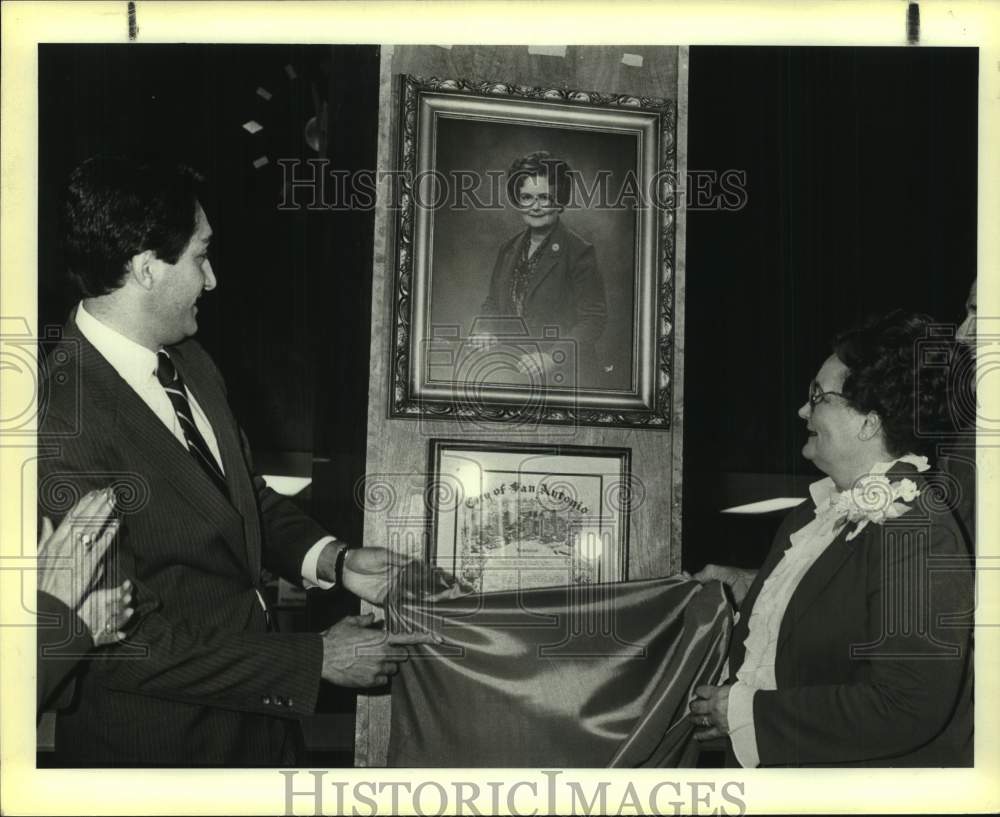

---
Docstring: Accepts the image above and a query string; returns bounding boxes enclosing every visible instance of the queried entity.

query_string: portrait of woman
[421,112,644,403]
[476,151,608,388]
[690,310,974,767]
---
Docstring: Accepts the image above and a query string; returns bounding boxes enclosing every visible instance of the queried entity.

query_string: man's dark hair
[833,309,950,458]
[64,156,204,297]
[506,150,574,209]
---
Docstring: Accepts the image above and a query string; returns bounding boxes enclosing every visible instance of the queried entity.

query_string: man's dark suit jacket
[38,318,327,766]
[480,220,606,384]
[727,463,974,767]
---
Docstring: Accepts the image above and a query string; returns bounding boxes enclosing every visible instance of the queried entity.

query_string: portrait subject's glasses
[808,384,846,409]
[516,193,556,209]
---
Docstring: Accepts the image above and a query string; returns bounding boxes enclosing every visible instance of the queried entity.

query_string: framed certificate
[427,439,633,592]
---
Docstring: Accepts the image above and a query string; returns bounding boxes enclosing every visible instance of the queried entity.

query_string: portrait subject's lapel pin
[551,243,560,253]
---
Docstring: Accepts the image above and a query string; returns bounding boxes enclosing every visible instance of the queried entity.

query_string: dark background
[38,43,978,754]
[39,44,380,546]
[682,46,977,569]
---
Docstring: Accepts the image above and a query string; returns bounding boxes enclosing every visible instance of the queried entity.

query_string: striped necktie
[155,350,229,497]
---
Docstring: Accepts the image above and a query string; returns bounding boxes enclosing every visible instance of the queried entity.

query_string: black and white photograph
[1,1,996,814]
[390,76,676,426]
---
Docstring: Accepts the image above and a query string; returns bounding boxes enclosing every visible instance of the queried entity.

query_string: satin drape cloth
[387,574,732,767]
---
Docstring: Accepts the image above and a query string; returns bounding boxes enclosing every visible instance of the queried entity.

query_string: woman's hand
[38,489,118,610]
[690,684,730,741]
[80,579,135,645]
[692,563,757,607]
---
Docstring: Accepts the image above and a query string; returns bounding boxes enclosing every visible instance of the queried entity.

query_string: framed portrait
[427,440,631,592]
[390,75,677,428]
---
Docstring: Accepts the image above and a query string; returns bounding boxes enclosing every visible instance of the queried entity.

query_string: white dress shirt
[74,303,335,589]
[726,454,929,767]
[75,302,226,470]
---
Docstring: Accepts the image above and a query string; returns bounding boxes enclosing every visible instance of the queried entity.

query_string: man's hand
[689,684,730,741]
[692,563,757,607]
[319,613,439,687]
[340,547,411,606]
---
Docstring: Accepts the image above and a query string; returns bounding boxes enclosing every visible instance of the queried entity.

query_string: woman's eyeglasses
[808,383,846,409]
[517,193,555,208]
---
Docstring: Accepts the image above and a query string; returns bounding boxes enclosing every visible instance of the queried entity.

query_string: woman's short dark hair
[833,309,950,457]
[506,151,573,208]
[64,156,204,297]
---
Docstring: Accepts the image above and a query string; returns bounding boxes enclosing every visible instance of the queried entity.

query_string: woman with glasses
[690,310,973,766]
[476,151,607,388]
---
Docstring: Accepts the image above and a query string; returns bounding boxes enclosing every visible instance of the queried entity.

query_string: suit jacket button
[262,695,271,706]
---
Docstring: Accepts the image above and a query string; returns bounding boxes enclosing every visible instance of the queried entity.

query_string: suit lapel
[742,500,815,613]
[775,463,928,649]
[67,321,251,572]
[729,512,805,671]
[738,543,786,622]
[776,528,859,650]
[170,343,262,572]
[735,463,928,665]
[493,234,525,313]
[524,221,567,305]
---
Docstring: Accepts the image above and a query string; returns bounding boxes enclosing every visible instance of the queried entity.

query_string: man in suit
[38,156,433,766]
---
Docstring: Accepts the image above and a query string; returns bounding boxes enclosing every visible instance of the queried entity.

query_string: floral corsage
[826,455,928,541]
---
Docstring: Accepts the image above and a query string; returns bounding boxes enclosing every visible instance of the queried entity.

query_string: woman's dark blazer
[37,591,93,714]
[480,220,607,378]
[728,462,974,767]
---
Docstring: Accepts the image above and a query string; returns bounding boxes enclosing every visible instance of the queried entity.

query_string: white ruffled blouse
[727,454,929,767]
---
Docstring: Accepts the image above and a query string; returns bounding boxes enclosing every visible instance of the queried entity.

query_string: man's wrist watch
[333,543,349,588]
